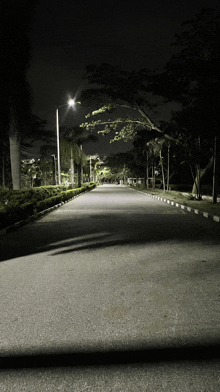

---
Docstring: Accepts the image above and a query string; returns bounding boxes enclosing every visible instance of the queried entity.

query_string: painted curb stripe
[132,188,220,224]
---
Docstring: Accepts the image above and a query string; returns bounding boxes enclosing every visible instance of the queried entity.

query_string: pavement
[0,184,220,391]
[1,187,219,237]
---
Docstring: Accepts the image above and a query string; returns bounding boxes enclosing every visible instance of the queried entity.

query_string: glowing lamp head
[68,99,75,107]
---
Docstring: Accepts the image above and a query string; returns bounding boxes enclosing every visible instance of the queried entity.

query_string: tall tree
[150,8,220,198]
[0,0,36,189]
[60,126,97,187]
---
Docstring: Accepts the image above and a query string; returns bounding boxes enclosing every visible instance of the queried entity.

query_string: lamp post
[56,99,75,185]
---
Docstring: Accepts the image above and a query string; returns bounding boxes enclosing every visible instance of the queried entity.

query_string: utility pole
[70,146,75,186]
[56,108,61,185]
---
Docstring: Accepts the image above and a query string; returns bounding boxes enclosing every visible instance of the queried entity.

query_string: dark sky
[28,0,220,156]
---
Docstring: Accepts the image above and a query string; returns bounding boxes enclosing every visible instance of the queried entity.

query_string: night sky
[28,0,220,156]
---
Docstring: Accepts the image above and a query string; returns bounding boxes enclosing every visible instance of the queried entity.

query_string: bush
[0,185,68,206]
[0,183,97,230]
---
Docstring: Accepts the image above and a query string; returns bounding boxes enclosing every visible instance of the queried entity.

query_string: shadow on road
[1,212,220,262]
[1,342,220,369]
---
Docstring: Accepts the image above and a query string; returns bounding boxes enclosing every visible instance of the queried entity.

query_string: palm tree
[60,126,98,187]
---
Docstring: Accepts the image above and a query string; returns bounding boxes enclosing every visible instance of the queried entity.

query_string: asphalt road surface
[0,184,220,391]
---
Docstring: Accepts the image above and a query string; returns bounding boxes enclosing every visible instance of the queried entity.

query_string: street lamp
[56,99,75,185]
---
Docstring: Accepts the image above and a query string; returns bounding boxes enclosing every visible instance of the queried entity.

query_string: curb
[132,189,220,223]
[0,193,84,237]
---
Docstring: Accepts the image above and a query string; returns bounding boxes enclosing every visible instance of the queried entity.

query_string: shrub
[0,183,97,230]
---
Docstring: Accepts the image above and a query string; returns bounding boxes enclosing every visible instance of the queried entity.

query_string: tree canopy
[78,8,220,197]
[0,0,36,137]
[151,8,220,139]
[79,64,166,142]
[80,8,220,146]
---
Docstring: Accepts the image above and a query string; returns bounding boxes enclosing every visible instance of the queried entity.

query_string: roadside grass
[129,186,220,217]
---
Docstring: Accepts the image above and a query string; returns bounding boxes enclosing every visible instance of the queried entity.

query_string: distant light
[68,99,75,107]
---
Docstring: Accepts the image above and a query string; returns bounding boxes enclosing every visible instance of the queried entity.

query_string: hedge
[0,183,97,230]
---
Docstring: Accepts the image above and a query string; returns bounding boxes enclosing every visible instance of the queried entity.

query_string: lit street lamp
[56,99,75,185]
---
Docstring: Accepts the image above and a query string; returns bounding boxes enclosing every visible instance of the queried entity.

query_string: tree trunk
[2,155,5,188]
[152,161,155,190]
[192,164,201,199]
[81,166,83,184]
[192,156,213,198]
[90,156,92,182]
[160,151,166,192]
[70,158,75,186]
[51,155,57,185]
[192,136,201,199]
[9,109,21,190]
[77,144,83,187]
[167,144,170,191]
[146,152,149,189]
[212,136,218,204]
[9,134,21,190]
[77,163,82,188]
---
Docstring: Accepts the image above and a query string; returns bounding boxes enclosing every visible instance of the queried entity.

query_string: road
[0,184,220,391]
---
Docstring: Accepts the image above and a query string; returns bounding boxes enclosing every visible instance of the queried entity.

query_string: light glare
[68,98,75,107]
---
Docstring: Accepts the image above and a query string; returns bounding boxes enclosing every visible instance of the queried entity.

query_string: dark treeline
[79,8,220,200]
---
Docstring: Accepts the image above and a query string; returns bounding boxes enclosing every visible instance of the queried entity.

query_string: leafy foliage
[148,8,220,196]
[80,63,165,142]
[0,184,97,229]
[151,8,220,137]
[0,0,37,138]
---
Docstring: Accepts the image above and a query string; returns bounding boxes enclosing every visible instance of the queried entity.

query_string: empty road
[0,184,220,391]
